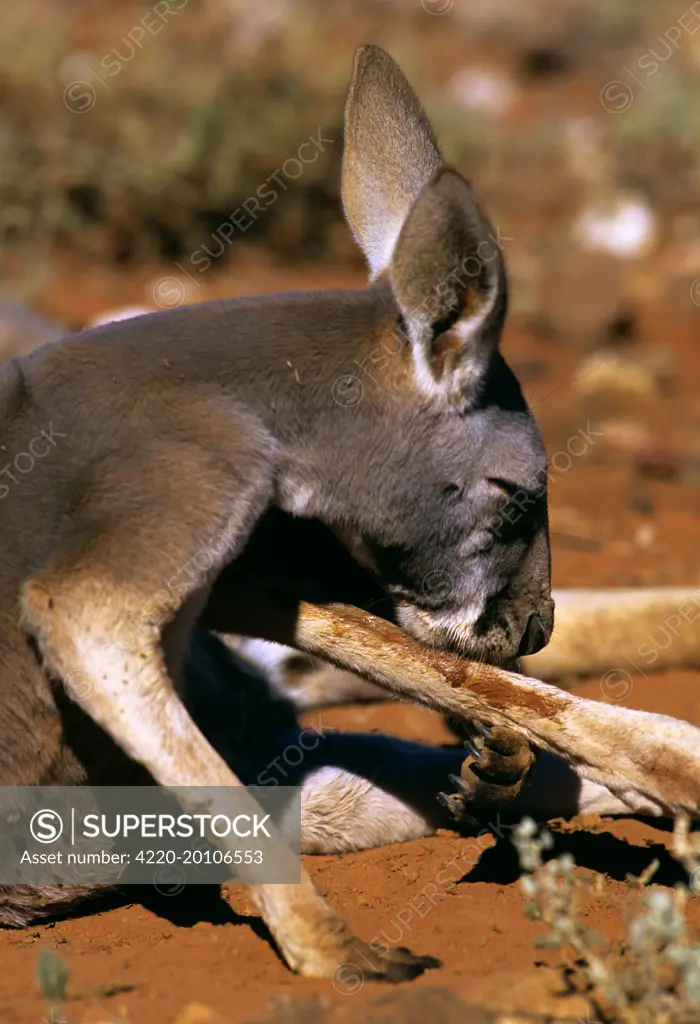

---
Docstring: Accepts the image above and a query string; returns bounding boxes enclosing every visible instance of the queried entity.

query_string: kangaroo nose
[518,613,547,657]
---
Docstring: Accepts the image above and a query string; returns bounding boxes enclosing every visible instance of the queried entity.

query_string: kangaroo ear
[342,45,442,279]
[390,167,507,407]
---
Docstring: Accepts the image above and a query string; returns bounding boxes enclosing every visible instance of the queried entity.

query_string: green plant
[512,816,700,1023]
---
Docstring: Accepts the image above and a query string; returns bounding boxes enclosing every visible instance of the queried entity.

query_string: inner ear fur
[389,167,507,400]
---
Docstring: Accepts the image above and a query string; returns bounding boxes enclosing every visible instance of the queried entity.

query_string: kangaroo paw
[438,724,536,829]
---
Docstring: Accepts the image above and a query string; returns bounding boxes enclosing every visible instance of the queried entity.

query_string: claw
[437,791,464,820]
[448,773,478,800]
[438,789,483,831]
[472,720,493,740]
[462,737,483,761]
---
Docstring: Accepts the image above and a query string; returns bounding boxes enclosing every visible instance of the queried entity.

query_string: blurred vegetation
[0,0,700,277]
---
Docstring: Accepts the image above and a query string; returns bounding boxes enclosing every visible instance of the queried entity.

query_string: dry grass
[1,0,700,275]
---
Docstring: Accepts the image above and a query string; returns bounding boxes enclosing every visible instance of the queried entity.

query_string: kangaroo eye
[442,483,463,500]
[486,477,521,499]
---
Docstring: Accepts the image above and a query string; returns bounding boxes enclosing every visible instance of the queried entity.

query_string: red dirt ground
[0,248,698,1024]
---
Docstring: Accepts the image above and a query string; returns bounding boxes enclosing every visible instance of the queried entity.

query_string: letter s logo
[30,809,64,844]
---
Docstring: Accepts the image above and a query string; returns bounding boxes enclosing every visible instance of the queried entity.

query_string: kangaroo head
[281,46,553,666]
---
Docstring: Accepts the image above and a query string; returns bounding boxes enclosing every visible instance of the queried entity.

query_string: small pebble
[172,1004,226,1024]
[600,418,651,454]
[635,524,656,548]
[573,194,659,260]
[574,349,673,399]
[447,65,516,118]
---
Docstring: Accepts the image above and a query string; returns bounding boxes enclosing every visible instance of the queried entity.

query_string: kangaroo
[1,43,700,982]
[0,44,555,979]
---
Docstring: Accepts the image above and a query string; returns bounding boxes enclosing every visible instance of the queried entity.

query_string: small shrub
[512,815,700,1023]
